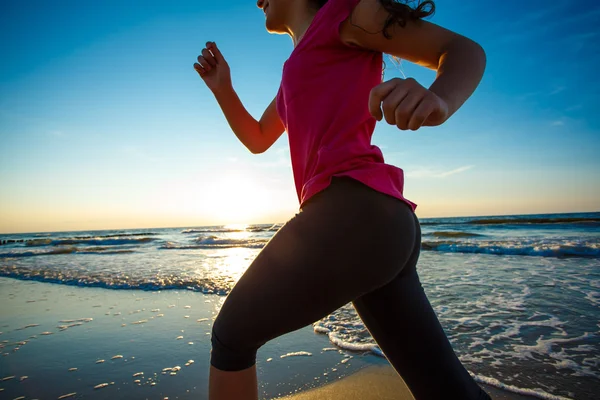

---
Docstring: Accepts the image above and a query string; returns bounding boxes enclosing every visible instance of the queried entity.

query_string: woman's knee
[210,319,261,372]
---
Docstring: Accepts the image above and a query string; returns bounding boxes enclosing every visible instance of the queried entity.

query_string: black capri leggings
[210,176,491,400]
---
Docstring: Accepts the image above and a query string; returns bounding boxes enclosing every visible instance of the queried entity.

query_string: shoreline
[0,278,574,399]
[278,364,541,400]
[0,278,379,399]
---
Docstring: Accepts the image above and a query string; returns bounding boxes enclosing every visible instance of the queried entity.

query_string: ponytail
[311,0,436,38]
[376,0,435,38]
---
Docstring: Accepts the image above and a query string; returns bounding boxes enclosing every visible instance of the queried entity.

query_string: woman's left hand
[369,77,449,131]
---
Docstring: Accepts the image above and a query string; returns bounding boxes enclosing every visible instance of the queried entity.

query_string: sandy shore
[0,278,543,400]
[279,364,538,400]
[0,278,379,399]
[278,364,415,399]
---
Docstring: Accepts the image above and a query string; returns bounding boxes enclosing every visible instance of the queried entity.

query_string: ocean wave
[70,232,159,239]
[181,228,244,234]
[1,247,78,257]
[429,231,484,238]
[247,224,282,232]
[161,237,267,250]
[312,300,586,400]
[23,237,156,247]
[422,240,600,258]
[181,224,281,234]
[0,265,228,294]
[421,216,600,226]
[469,217,600,225]
[470,373,574,400]
[0,233,159,246]
[0,247,136,258]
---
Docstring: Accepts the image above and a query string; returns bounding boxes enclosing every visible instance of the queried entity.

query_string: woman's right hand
[194,41,232,93]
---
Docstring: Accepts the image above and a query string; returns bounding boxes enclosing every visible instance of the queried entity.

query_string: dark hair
[310,0,435,39]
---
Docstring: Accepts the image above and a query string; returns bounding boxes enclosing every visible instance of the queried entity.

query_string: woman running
[194,0,487,398]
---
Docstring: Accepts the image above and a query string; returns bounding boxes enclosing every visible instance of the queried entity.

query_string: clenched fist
[369,77,449,131]
[194,41,232,93]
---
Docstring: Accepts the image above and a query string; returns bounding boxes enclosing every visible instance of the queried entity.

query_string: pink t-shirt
[276,0,417,212]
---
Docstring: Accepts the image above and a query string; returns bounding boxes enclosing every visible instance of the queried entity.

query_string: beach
[279,364,543,400]
[0,277,586,399]
[1,213,598,399]
[0,278,391,399]
[0,278,539,400]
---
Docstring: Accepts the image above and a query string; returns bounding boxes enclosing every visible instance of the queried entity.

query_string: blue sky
[1,0,599,233]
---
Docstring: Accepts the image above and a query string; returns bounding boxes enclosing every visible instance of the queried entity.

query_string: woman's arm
[213,89,285,154]
[195,42,285,153]
[339,0,486,126]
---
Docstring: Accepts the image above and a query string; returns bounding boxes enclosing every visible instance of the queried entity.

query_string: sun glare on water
[217,247,257,281]
[224,223,248,231]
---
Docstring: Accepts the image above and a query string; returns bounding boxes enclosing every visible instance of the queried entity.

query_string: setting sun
[201,172,273,223]
[224,223,249,231]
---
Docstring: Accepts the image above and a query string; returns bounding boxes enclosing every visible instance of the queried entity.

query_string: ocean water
[1,212,599,399]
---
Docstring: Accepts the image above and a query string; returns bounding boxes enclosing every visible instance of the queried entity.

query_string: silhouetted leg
[353,213,491,399]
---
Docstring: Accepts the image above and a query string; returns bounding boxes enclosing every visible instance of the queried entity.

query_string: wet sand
[0,278,381,399]
[278,364,539,400]
[0,278,541,399]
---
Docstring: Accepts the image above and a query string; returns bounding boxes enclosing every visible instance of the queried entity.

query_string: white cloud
[406,165,474,178]
[549,86,566,95]
[565,104,583,112]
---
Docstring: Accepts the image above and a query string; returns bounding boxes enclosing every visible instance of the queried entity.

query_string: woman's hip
[294,176,419,265]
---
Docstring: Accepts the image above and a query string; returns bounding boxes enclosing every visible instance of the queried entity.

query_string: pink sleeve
[328,0,379,52]
[328,0,362,19]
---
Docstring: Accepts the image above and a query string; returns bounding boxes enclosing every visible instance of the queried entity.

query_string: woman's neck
[287,6,318,48]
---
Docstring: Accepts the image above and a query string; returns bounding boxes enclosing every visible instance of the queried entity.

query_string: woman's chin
[264,17,284,34]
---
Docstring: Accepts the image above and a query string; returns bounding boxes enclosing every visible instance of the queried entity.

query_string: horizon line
[0,209,598,236]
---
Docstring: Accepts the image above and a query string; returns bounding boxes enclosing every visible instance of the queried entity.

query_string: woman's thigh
[212,178,418,351]
[352,214,490,399]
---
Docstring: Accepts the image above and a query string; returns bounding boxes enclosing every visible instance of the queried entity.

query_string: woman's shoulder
[337,0,386,49]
